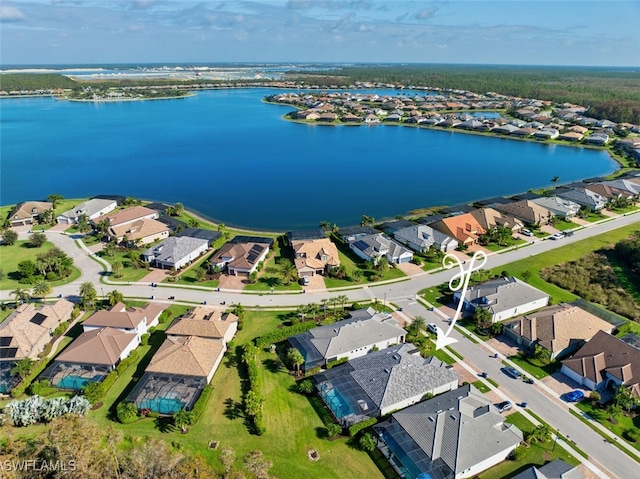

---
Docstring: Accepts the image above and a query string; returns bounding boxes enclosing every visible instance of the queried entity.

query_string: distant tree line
[1,73,77,91]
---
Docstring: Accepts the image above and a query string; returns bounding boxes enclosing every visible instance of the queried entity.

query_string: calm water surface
[1,89,617,230]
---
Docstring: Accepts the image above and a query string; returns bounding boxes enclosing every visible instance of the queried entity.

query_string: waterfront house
[338,226,378,243]
[556,188,607,211]
[143,236,209,270]
[584,132,609,145]
[210,236,273,276]
[373,384,523,479]
[492,200,554,226]
[56,198,118,224]
[559,131,584,142]
[431,213,486,246]
[503,304,614,359]
[314,343,459,427]
[584,183,636,203]
[561,330,640,399]
[529,196,581,219]
[470,208,523,233]
[393,224,458,253]
[291,237,340,278]
[110,218,169,246]
[7,201,53,227]
[92,205,158,228]
[288,308,406,370]
[454,276,549,323]
[348,233,414,264]
[0,299,74,362]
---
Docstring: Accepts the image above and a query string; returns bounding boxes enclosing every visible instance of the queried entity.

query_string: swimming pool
[139,397,186,414]
[320,384,355,419]
[56,374,105,390]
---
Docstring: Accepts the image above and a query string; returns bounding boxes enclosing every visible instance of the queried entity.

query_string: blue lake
[0,89,618,230]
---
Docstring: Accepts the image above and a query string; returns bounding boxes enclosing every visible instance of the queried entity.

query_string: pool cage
[373,420,454,479]
[126,372,207,415]
[39,361,111,391]
[314,365,379,427]
[0,361,20,394]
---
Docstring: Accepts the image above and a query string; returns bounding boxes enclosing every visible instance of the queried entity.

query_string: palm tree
[551,175,560,190]
[217,223,226,232]
[336,294,349,311]
[79,281,97,308]
[295,304,309,322]
[410,316,427,335]
[32,280,51,299]
[77,214,91,234]
[286,348,304,376]
[11,287,30,305]
[280,259,298,286]
[376,256,390,273]
[319,220,331,231]
[112,261,123,278]
[320,298,329,317]
[107,289,124,306]
[11,357,35,379]
[243,390,264,417]
[96,219,111,241]
[172,409,194,433]
[172,202,185,216]
[47,194,64,210]
[307,303,320,322]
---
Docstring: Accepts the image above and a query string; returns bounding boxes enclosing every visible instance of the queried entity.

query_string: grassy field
[479,412,579,479]
[0,240,82,291]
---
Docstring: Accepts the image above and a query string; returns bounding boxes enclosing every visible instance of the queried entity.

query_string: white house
[81,302,166,341]
[349,233,413,264]
[393,224,458,253]
[455,276,550,323]
[57,198,117,224]
[143,236,209,270]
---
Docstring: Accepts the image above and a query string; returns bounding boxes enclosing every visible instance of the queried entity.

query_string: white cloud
[0,6,25,22]
[415,7,437,21]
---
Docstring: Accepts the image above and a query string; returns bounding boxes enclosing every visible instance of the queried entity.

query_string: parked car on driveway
[522,229,534,237]
[496,401,512,413]
[562,390,585,402]
[502,367,522,379]
[427,323,438,334]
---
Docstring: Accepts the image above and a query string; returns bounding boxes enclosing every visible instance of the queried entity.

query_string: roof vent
[384,368,390,374]
[450,415,457,420]
[428,417,435,422]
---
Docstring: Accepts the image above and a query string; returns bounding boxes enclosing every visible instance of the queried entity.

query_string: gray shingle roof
[375,384,523,475]
[143,236,208,266]
[393,225,455,252]
[463,277,549,316]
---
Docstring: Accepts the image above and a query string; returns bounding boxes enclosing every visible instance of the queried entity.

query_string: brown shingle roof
[562,331,640,397]
[93,206,157,227]
[9,201,53,222]
[110,218,169,241]
[83,302,166,329]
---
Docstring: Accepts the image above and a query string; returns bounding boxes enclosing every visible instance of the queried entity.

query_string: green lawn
[552,220,581,231]
[161,251,220,288]
[575,401,640,453]
[0,240,81,291]
[581,212,607,223]
[484,238,527,252]
[479,412,579,479]
[472,380,491,393]
[96,247,151,283]
[489,223,640,304]
[322,240,407,289]
[508,355,560,380]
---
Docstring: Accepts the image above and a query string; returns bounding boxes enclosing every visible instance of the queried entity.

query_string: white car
[521,229,534,237]
[427,323,438,334]
[549,233,564,240]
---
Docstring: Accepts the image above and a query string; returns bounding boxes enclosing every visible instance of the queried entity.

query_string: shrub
[358,432,376,452]
[10,359,48,398]
[116,401,139,424]
[189,385,212,424]
[254,321,317,348]
[624,429,639,443]
[297,379,314,395]
[82,381,103,404]
[348,417,378,437]
[28,380,56,396]
[326,357,349,369]
[510,445,526,461]
[115,350,139,375]
[140,333,149,346]
[590,391,601,403]
[326,422,342,439]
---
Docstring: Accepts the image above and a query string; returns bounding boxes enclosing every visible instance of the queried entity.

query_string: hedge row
[326,357,349,369]
[189,385,212,425]
[242,344,265,436]
[10,359,50,398]
[254,321,317,348]
[348,417,378,437]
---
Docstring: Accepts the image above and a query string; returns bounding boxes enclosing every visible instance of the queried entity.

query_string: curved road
[3,212,640,477]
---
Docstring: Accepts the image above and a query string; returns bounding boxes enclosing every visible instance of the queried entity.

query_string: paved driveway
[395,261,423,276]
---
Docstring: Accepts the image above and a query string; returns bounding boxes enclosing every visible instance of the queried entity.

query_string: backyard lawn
[0,240,81,291]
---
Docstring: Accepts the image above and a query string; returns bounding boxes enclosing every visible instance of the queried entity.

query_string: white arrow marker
[435,250,488,350]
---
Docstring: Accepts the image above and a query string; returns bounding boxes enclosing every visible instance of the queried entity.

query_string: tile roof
[431,213,486,244]
[0,299,74,360]
[166,307,238,339]
[493,200,554,225]
[293,238,340,272]
[470,207,523,231]
[55,327,137,366]
[93,206,157,227]
[146,335,224,378]
[212,241,269,271]
[83,302,166,329]
[9,201,53,222]
[110,218,169,241]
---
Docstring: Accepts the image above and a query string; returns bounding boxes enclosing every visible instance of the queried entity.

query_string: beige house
[0,299,75,362]
[92,206,158,227]
[470,207,523,233]
[7,201,53,227]
[504,304,615,359]
[211,237,273,276]
[110,218,169,245]
[82,302,166,341]
[493,200,554,226]
[292,237,340,277]
[53,327,139,369]
[166,307,238,344]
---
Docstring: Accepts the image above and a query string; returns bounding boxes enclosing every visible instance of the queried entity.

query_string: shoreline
[59,93,195,103]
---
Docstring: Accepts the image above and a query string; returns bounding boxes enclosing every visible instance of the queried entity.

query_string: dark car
[496,401,512,413]
[502,367,522,379]
[563,390,584,402]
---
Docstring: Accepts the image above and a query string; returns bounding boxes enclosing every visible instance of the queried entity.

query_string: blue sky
[1,0,639,66]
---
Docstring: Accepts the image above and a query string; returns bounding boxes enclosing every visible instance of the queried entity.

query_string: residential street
[2,212,640,476]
